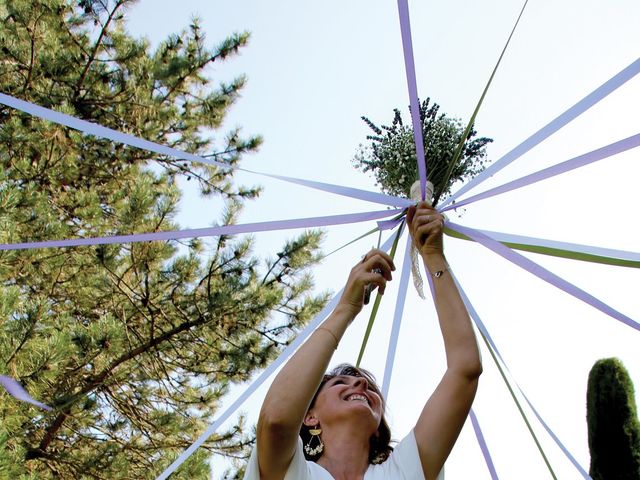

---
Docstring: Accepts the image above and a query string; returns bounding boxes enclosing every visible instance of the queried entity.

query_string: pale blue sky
[126,1,640,478]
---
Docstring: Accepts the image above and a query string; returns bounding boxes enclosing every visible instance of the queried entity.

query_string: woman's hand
[337,249,395,315]
[407,202,445,258]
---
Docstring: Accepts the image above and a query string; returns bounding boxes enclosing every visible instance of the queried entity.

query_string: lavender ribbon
[0,93,411,211]
[453,273,591,479]
[377,216,406,232]
[381,235,413,399]
[441,132,640,212]
[157,233,398,479]
[157,291,342,480]
[0,93,227,170]
[439,56,640,209]
[244,170,412,208]
[0,208,402,251]
[397,0,427,200]
[447,222,639,332]
[470,408,500,480]
[0,375,51,411]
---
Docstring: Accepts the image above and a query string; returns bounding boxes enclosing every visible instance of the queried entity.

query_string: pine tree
[353,98,492,205]
[587,358,640,480]
[0,1,328,478]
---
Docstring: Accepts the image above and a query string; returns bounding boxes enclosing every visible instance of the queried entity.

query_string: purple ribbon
[157,233,398,480]
[397,0,428,200]
[447,221,640,332]
[441,132,640,212]
[0,208,402,251]
[0,93,411,211]
[470,408,500,480]
[0,93,227,170]
[453,273,591,479]
[377,215,406,232]
[244,170,412,208]
[440,56,640,209]
[0,375,51,411]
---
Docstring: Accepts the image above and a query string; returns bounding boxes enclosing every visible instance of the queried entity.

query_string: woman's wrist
[421,252,448,275]
[332,302,361,322]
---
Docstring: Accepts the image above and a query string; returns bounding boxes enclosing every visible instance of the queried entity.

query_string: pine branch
[73,0,125,98]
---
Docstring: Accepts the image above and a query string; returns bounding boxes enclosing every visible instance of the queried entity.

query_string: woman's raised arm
[407,202,483,480]
[255,250,395,480]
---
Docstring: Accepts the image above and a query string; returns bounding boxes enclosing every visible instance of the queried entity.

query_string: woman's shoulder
[367,430,443,480]
[243,437,322,480]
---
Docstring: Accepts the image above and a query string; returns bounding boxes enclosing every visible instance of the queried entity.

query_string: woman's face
[308,374,383,433]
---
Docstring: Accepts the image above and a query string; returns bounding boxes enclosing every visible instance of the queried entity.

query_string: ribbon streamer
[439,56,640,209]
[157,233,398,479]
[397,0,428,200]
[0,208,402,251]
[470,408,500,480]
[438,0,529,202]
[440,132,640,212]
[454,274,558,478]
[381,235,413,399]
[0,93,227,170]
[157,291,341,480]
[0,93,411,211]
[448,222,640,332]
[445,227,640,269]
[0,375,51,411]
[244,171,412,208]
[453,273,591,479]
[356,223,405,367]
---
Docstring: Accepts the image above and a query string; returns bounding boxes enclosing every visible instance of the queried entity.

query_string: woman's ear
[303,411,319,427]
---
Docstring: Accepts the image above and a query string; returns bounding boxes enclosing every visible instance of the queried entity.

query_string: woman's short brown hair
[299,364,393,464]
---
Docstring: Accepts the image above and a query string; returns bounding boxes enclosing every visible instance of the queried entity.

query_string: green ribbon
[356,222,405,367]
[477,327,558,479]
[437,0,530,205]
[445,227,640,268]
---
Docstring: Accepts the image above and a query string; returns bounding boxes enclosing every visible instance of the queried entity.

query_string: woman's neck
[316,426,371,480]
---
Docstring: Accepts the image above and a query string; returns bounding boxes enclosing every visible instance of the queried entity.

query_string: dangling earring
[304,426,324,456]
[371,451,386,465]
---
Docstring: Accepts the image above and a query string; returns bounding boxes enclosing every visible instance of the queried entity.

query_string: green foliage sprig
[354,98,492,206]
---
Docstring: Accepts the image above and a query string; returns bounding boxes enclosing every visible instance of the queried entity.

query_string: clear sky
[126,1,640,478]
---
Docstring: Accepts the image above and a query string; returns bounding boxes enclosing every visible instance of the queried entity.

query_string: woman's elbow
[451,356,483,382]
[257,404,297,440]
[467,360,483,381]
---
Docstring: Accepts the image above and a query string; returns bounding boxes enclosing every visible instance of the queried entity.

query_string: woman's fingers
[408,202,445,254]
[361,250,395,279]
[412,213,443,236]
[360,250,394,301]
[339,250,396,311]
[361,248,395,268]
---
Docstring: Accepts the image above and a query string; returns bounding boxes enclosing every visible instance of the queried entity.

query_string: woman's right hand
[337,249,395,316]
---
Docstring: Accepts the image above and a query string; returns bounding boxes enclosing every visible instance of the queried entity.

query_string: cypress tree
[587,358,640,480]
[0,1,327,478]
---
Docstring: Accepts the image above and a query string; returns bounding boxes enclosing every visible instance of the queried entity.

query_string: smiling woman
[300,365,392,465]
[244,203,482,480]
